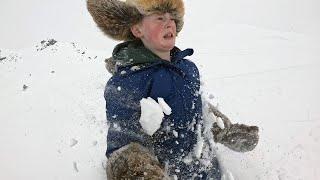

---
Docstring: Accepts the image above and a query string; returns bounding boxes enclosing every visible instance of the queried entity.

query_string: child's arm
[104,76,153,156]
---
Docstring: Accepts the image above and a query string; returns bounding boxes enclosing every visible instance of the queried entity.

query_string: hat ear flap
[87,0,143,41]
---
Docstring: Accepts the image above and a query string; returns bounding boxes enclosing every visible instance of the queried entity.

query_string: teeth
[165,33,173,38]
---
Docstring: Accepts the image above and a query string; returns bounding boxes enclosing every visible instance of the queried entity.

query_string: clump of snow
[139,97,172,135]
[222,170,235,180]
[172,130,178,138]
[157,97,172,115]
[112,123,121,131]
[130,66,140,71]
[182,153,193,164]
[194,124,204,158]
[216,117,225,129]
[139,97,164,136]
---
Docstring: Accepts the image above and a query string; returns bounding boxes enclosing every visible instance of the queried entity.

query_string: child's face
[131,13,177,54]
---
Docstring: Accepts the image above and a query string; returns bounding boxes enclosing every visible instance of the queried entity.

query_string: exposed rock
[36,39,58,51]
[23,84,28,91]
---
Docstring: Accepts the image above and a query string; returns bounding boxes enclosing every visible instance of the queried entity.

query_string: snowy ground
[1,0,320,180]
[0,41,110,179]
[199,25,320,180]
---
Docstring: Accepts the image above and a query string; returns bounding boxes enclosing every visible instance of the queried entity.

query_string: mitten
[106,142,167,179]
[208,103,259,152]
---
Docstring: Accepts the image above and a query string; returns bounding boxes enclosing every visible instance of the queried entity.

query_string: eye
[157,17,164,21]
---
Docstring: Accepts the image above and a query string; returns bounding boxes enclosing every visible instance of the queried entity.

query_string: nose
[164,13,175,28]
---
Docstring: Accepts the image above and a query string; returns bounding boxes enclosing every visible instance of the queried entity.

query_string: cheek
[145,25,163,41]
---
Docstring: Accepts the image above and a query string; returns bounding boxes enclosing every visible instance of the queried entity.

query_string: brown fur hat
[87,0,185,41]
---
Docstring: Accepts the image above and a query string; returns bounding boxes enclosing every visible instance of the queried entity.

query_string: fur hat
[87,0,185,41]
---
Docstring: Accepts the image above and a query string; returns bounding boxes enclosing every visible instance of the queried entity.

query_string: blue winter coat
[104,40,220,179]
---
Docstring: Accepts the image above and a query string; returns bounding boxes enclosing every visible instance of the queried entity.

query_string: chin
[161,41,175,50]
[161,46,175,52]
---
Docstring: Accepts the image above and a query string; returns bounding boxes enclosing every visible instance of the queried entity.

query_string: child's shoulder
[172,48,200,72]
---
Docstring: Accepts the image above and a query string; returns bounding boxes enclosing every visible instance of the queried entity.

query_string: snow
[158,97,172,115]
[194,124,204,159]
[222,170,235,180]
[216,117,225,129]
[172,130,179,138]
[139,97,164,136]
[130,65,141,71]
[139,97,172,136]
[0,41,109,179]
[1,0,320,179]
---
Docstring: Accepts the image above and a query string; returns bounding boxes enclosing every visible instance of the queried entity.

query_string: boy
[87,0,259,179]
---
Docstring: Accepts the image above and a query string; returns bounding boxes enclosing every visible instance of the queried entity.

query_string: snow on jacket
[104,40,221,179]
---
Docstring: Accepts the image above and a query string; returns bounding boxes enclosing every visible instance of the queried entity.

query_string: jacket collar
[106,40,193,74]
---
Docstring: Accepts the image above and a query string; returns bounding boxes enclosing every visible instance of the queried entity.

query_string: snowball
[217,117,225,129]
[157,97,172,115]
[139,97,164,136]
[117,86,121,91]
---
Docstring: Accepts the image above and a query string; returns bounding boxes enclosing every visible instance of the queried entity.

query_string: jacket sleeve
[104,74,153,157]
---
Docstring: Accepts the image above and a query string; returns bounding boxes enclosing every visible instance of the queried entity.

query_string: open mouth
[164,32,174,39]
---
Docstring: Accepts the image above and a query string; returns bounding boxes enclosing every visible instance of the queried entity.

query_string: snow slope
[0,41,110,179]
[1,0,320,179]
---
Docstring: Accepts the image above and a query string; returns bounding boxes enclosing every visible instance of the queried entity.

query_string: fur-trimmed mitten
[208,103,259,152]
[106,142,167,180]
